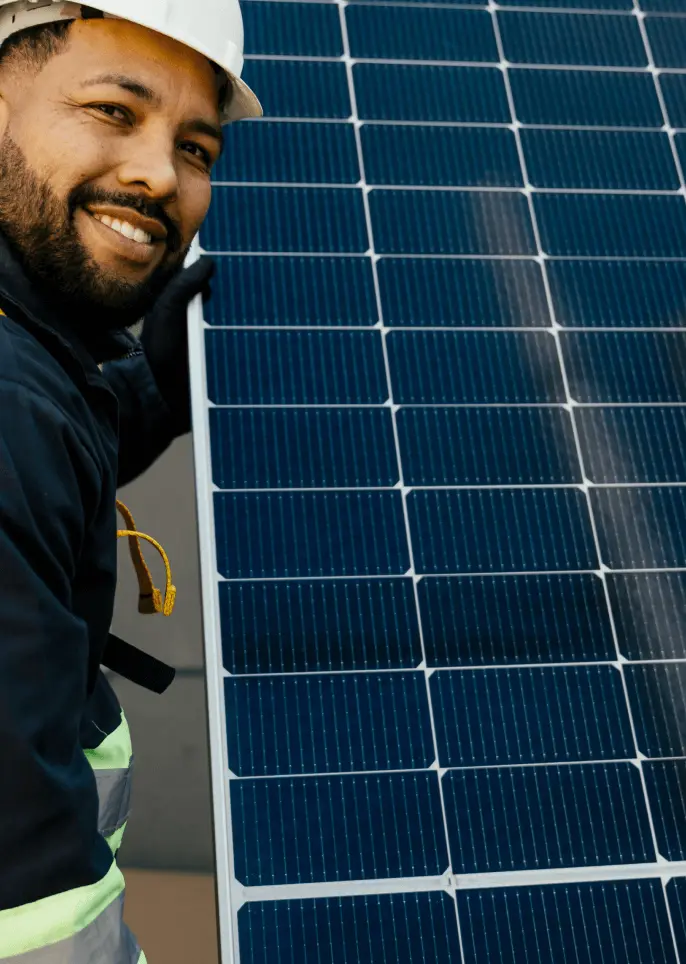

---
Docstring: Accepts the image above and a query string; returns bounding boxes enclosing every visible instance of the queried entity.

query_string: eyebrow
[80,73,225,156]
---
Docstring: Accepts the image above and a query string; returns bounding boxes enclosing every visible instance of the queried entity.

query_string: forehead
[40,18,220,117]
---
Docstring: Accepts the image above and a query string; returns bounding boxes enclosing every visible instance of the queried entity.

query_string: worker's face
[0,18,222,326]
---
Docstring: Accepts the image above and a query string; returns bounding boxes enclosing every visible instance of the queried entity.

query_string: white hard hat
[0,0,262,123]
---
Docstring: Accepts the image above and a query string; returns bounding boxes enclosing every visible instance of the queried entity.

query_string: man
[0,2,261,959]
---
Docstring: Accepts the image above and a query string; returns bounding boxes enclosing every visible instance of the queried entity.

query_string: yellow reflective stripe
[84,710,132,770]
[106,822,128,856]
[0,861,124,958]
[138,952,148,964]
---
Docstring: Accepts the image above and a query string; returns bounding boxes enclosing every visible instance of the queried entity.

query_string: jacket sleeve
[0,379,113,911]
[101,351,184,488]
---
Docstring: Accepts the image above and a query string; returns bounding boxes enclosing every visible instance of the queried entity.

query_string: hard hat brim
[224,73,263,124]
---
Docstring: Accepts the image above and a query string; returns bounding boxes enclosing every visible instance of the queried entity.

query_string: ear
[0,91,9,141]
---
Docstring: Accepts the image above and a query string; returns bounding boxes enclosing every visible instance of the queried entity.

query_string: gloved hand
[140,255,215,435]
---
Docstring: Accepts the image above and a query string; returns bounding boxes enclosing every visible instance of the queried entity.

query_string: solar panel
[186,0,686,958]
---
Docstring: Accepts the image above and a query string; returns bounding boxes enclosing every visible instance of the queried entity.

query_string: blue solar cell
[397,407,580,485]
[241,61,351,119]
[224,672,434,775]
[202,187,367,253]
[204,255,377,327]
[214,491,410,578]
[420,574,615,665]
[408,489,598,574]
[548,261,686,328]
[577,408,686,483]
[458,880,677,964]
[210,408,398,488]
[219,578,422,674]
[238,893,460,964]
[662,73,686,127]
[510,68,662,127]
[592,487,686,569]
[499,11,646,67]
[371,190,536,255]
[626,663,686,757]
[563,333,686,403]
[444,763,655,873]
[346,7,497,62]
[205,330,387,405]
[668,878,686,962]
[354,64,509,122]
[388,332,565,404]
[361,125,522,188]
[214,122,358,184]
[646,16,686,68]
[242,1,342,57]
[644,761,686,861]
[432,666,634,766]
[522,130,678,190]
[535,194,686,257]
[644,0,686,8]
[672,134,686,176]
[608,572,686,659]
[378,258,549,327]
[231,772,448,884]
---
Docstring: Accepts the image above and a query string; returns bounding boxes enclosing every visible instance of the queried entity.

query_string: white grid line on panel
[492,11,682,954]
[230,759,686,781]
[212,484,686,492]
[211,182,686,195]
[246,117,683,134]
[336,0,468,953]
[242,0,685,10]
[236,859,686,903]
[242,117,674,132]
[211,487,686,496]
[244,0,686,14]
[627,8,686,954]
[203,249,686,261]
[246,52,686,73]
[211,402,686,411]
[208,325,686,332]
[215,566,686,579]
[224,663,686,679]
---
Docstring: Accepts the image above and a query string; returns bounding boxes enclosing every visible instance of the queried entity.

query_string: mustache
[68,185,182,253]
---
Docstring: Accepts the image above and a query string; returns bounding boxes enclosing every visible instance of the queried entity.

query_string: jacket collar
[0,229,138,391]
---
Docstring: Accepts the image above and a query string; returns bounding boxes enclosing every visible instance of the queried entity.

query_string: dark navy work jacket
[0,230,185,911]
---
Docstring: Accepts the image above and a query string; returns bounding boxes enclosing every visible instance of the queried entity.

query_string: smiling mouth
[80,207,165,268]
[90,211,154,245]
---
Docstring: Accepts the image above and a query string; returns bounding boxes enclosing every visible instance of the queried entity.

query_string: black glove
[140,255,215,434]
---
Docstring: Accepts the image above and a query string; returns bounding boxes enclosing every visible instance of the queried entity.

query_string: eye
[92,104,130,123]
[179,141,213,168]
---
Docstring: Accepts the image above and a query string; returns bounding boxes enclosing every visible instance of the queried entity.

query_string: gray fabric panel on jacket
[10,893,140,963]
[94,761,134,838]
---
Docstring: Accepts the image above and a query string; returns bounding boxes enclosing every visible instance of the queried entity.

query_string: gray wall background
[109,433,216,874]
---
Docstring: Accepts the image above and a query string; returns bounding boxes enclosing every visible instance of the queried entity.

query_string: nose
[115,126,179,202]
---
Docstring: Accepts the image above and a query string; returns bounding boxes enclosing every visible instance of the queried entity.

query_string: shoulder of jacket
[0,313,91,409]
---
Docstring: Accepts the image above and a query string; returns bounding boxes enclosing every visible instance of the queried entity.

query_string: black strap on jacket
[102,633,176,695]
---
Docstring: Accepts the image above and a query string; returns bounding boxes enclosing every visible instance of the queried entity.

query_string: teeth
[90,211,152,245]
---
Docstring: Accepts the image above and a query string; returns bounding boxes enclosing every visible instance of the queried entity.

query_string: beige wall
[124,869,219,964]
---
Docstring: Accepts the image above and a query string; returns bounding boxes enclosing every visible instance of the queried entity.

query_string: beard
[0,132,188,332]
